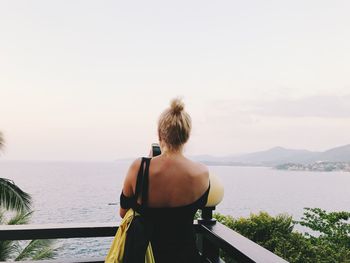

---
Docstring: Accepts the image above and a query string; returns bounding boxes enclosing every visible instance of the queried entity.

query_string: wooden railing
[0,207,288,263]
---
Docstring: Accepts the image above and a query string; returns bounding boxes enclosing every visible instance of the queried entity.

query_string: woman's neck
[160,146,184,157]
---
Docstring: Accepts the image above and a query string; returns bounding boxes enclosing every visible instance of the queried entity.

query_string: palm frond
[0,178,32,212]
[1,212,57,261]
[7,211,33,225]
[0,240,20,261]
[15,239,57,261]
[0,212,32,261]
[31,246,57,260]
[0,209,5,224]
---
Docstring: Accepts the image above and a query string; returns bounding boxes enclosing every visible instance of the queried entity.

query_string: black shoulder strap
[134,157,151,207]
[141,158,151,207]
[134,158,146,202]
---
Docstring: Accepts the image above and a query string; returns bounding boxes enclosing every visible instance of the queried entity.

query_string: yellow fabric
[105,209,155,263]
[206,173,224,207]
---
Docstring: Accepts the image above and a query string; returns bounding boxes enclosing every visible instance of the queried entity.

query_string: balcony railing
[0,207,288,263]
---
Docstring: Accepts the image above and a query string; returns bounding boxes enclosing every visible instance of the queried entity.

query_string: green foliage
[214,208,350,263]
[0,137,57,261]
[0,132,31,213]
[0,178,32,212]
[0,211,31,261]
[296,208,350,263]
[0,211,58,261]
[15,239,56,261]
[297,207,350,246]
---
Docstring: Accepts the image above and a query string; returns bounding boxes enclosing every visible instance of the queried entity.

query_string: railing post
[198,207,220,263]
[198,206,216,225]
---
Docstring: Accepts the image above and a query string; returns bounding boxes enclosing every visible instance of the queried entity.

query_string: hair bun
[170,98,184,114]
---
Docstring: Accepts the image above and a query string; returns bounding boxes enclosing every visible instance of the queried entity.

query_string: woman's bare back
[146,154,209,208]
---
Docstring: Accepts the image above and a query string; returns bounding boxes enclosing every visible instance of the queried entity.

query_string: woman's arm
[119,158,141,218]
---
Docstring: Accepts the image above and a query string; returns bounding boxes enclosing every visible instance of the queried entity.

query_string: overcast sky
[1,0,350,161]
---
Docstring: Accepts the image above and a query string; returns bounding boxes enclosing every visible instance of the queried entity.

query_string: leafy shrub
[214,208,350,263]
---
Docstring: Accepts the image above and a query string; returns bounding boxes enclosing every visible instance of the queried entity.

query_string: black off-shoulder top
[120,158,210,263]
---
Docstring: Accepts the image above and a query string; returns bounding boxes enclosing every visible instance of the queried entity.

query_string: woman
[120,98,210,263]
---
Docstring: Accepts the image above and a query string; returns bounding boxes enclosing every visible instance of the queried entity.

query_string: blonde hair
[158,98,192,152]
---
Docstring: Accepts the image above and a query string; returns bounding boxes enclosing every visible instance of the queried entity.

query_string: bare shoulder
[197,161,209,176]
[129,158,142,171]
[187,159,209,179]
[188,160,210,196]
[124,158,142,192]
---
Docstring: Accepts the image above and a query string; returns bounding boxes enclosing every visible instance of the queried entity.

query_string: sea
[1,161,349,260]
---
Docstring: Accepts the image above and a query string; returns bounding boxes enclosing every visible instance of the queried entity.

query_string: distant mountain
[226,147,319,166]
[318,144,350,162]
[194,144,350,167]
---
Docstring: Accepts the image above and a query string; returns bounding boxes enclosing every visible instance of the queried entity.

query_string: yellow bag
[105,209,155,263]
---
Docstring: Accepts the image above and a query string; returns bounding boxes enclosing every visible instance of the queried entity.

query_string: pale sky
[1,0,350,161]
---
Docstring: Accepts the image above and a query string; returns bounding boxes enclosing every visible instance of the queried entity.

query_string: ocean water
[1,161,349,259]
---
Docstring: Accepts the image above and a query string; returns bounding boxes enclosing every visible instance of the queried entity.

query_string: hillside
[195,144,350,166]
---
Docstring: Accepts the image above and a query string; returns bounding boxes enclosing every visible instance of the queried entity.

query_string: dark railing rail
[0,208,287,263]
[199,223,288,263]
[0,222,118,240]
